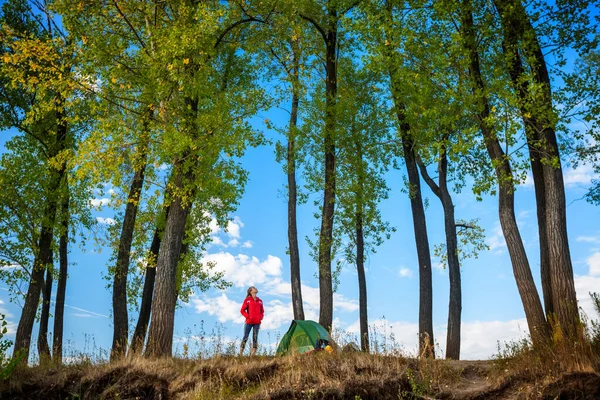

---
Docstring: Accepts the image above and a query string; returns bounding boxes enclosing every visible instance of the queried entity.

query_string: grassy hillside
[2,351,599,399]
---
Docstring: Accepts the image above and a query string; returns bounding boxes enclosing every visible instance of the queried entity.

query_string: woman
[239,286,264,356]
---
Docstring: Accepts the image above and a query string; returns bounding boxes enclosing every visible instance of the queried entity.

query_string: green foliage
[433,219,489,269]
[0,313,23,380]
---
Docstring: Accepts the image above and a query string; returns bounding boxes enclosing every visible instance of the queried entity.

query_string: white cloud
[207,216,247,248]
[575,275,600,320]
[89,198,110,207]
[586,252,600,276]
[203,252,283,288]
[346,317,529,360]
[226,217,243,239]
[191,293,243,324]
[398,267,413,278]
[96,217,116,225]
[563,164,599,187]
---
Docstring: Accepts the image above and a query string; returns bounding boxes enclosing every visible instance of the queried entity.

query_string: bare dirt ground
[1,355,599,399]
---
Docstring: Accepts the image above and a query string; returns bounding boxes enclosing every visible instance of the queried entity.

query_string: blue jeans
[242,323,260,349]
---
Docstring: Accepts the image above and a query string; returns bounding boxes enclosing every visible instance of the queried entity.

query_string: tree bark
[315,6,338,333]
[145,160,194,357]
[400,125,435,358]
[129,223,162,356]
[111,147,148,361]
[52,189,69,364]
[499,34,553,318]
[417,144,461,360]
[460,0,550,346]
[494,0,579,337]
[13,106,67,363]
[356,209,369,352]
[288,80,305,321]
[37,252,53,362]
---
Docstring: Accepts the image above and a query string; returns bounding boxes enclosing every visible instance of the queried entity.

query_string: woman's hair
[246,286,258,297]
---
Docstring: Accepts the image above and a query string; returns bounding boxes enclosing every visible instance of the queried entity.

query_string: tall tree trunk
[494,0,579,337]
[399,123,435,358]
[383,0,434,358]
[13,108,67,363]
[111,145,149,361]
[317,10,338,333]
[129,224,162,356]
[53,188,69,364]
[37,251,53,362]
[460,0,550,346]
[353,138,369,352]
[145,160,194,357]
[417,144,462,360]
[288,65,304,321]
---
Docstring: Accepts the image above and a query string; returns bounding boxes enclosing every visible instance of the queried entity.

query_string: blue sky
[2,115,600,361]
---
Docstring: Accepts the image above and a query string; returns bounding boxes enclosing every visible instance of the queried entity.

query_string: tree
[335,62,395,352]
[297,0,358,333]
[457,0,550,347]
[492,0,591,339]
[0,0,89,362]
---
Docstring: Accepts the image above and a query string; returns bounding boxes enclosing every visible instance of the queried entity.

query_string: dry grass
[1,348,599,399]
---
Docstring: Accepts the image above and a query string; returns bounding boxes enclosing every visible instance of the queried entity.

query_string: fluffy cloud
[191,293,243,324]
[575,275,600,320]
[203,252,283,288]
[585,252,600,276]
[563,164,599,187]
[346,317,529,360]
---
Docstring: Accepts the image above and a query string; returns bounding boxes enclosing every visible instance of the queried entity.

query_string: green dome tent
[276,320,336,355]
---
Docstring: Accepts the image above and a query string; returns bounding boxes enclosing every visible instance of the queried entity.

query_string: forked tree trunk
[460,0,550,346]
[144,165,193,357]
[417,145,462,360]
[494,0,579,337]
[13,108,67,363]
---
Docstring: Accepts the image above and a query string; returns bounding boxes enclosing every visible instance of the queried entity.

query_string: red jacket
[240,296,264,324]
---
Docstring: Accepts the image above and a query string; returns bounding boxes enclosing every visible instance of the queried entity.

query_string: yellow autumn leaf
[183,58,190,64]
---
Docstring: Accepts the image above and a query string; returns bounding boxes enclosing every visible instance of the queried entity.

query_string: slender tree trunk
[37,252,53,362]
[383,0,434,357]
[461,0,550,346]
[352,138,369,352]
[494,0,578,337]
[417,146,461,360]
[53,189,69,364]
[400,128,435,358]
[129,224,162,356]
[317,11,338,333]
[356,210,369,352]
[14,109,67,363]
[288,83,305,321]
[111,146,148,361]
